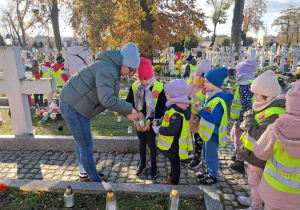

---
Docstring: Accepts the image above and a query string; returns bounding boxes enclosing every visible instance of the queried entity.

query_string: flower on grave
[113,112,118,116]
[153,65,163,74]
[183,53,187,57]
[50,113,56,119]
[0,183,7,193]
[43,112,49,117]
[288,57,293,62]
[160,58,167,62]
[160,53,163,58]
[110,134,113,136]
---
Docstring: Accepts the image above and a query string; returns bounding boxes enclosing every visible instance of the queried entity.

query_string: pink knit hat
[195,59,212,75]
[137,57,153,80]
[286,81,300,115]
[44,62,51,68]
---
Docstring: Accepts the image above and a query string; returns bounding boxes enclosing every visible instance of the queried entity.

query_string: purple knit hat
[165,79,188,98]
[236,60,258,74]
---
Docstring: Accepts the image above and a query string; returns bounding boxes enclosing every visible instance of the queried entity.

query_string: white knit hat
[251,70,281,97]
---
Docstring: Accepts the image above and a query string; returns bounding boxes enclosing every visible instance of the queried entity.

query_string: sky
[0,0,299,38]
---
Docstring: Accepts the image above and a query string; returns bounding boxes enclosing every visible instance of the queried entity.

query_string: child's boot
[230,160,245,174]
[149,165,158,179]
[160,176,173,185]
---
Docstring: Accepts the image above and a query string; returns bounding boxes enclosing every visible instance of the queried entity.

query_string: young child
[193,67,233,185]
[183,55,198,78]
[53,56,68,88]
[126,57,166,179]
[186,59,212,169]
[42,62,54,106]
[253,81,300,210]
[152,79,192,185]
[236,70,286,210]
[31,60,44,106]
[230,60,257,174]
[174,52,183,79]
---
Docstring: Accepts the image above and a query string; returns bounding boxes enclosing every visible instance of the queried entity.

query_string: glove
[152,126,161,134]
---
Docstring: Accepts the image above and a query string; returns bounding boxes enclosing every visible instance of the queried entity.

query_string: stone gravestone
[0,46,55,135]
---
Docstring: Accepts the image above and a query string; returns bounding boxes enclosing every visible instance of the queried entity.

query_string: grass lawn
[0,108,136,136]
[0,189,205,210]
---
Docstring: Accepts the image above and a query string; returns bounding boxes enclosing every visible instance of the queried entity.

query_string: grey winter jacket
[237,99,286,168]
[60,50,133,119]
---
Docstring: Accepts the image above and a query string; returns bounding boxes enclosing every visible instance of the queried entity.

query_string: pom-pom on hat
[137,57,153,80]
[286,81,300,115]
[236,60,258,74]
[251,70,281,97]
[205,67,229,88]
[164,79,189,98]
[120,43,140,68]
[195,59,212,75]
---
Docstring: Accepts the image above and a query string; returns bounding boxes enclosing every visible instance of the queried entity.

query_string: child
[236,70,286,209]
[174,52,183,79]
[53,56,68,89]
[193,67,233,185]
[42,62,54,106]
[183,55,198,78]
[186,59,212,169]
[31,60,44,106]
[230,60,257,174]
[253,81,300,210]
[152,79,192,185]
[126,57,166,179]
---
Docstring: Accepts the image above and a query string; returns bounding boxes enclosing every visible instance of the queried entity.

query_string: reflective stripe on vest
[43,68,52,78]
[264,140,300,194]
[199,97,228,146]
[157,108,193,159]
[189,63,197,75]
[174,60,182,75]
[230,80,255,120]
[190,88,206,114]
[241,107,286,151]
[186,79,192,85]
[52,67,65,87]
[132,81,164,107]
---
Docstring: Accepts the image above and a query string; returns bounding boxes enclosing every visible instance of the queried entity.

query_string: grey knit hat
[32,60,39,68]
[120,43,140,68]
[164,79,189,98]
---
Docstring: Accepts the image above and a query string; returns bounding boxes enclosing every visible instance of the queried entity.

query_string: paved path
[0,140,250,209]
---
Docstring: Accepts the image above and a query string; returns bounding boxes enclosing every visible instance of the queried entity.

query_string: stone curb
[0,135,140,152]
[0,178,223,209]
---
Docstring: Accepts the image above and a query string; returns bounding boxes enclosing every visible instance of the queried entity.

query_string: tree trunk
[210,23,217,47]
[231,0,245,52]
[140,0,154,61]
[241,30,246,46]
[50,0,62,54]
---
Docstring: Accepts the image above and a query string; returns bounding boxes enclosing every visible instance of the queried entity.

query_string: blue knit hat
[205,67,229,88]
[186,55,194,61]
[120,43,140,68]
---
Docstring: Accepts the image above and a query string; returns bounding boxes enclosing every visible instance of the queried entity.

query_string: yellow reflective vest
[174,59,183,75]
[241,107,286,151]
[230,80,255,120]
[52,67,65,87]
[157,108,193,159]
[264,140,300,194]
[190,88,207,114]
[189,63,197,75]
[132,81,164,107]
[199,97,228,146]
[43,68,52,78]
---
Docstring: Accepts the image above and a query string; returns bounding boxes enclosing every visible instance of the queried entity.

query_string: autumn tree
[220,37,230,46]
[184,37,199,51]
[231,0,245,52]
[207,0,233,47]
[70,0,208,59]
[273,6,300,47]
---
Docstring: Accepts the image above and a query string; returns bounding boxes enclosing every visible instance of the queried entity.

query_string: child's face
[204,78,219,91]
[165,92,172,100]
[254,93,265,102]
[140,78,152,86]
[195,74,204,80]
[236,70,241,76]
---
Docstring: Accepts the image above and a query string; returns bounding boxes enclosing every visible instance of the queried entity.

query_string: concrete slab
[201,185,223,210]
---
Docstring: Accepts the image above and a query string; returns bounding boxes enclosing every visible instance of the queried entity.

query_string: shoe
[230,160,245,174]
[188,157,202,169]
[199,174,218,185]
[231,155,236,161]
[238,196,252,207]
[79,171,105,182]
[197,170,209,179]
[136,164,147,176]
[160,176,174,185]
[149,165,158,179]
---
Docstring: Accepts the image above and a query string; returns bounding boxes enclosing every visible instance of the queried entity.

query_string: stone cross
[260,46,266,69]
[238,46,245,63]
[279,44,287,72]
[0,47,55,135]
[220,46,225,67]
[292,44,299,72]
[225,47,230,69]
[230,44,236,69]
[168,47,175,75]
[269,45,276,67]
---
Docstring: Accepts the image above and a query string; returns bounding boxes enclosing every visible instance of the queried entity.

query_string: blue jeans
[202,140,219,178]
[60,100,102,182]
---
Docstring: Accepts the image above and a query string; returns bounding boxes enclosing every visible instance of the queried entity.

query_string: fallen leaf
[58,198,62,201]
[20,201,23,205]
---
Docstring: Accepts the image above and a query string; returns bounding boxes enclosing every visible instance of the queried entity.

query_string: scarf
[253,97,277,112]
[205,89,222,102]
[166,94,190,108]
[187,75,204,98]
[134,76,156,119]
[235,73,255,86]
